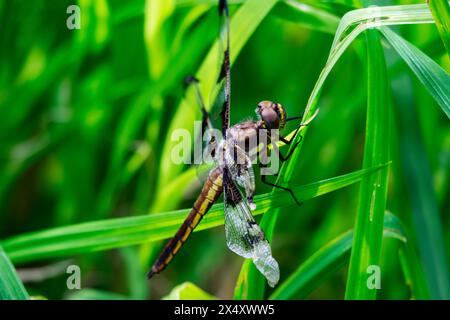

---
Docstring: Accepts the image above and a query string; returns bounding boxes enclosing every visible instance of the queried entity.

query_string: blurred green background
[0,0,448,300]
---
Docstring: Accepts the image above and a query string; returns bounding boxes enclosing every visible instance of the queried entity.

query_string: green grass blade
[162,282,217,300]
[428,0,450,55]
[234,1,438,300]
[269,213,405,300]
[276,3,437,184]
[233,165,384,300]
[0,246,29,300]
[392,73,450,299]
[233,0,343,299]
[398,244,430,300]
[67,289,128,300]
[121,247,148,300]
[272,231,353,300]
[345,27,390,300]
[1,165,385,265]
[115,0,342,35]
[273,0,340,34]
[234,1,445,299]
[379,27,450,119]
[330,3,435,53]
[145,0,175,79]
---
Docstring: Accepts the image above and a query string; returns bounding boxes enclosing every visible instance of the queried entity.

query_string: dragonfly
[147,0,311,287]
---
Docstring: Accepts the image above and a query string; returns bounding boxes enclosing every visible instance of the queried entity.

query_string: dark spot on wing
[221,99,229,136]
[224,168,243,208]
[233,145,238,164]
[219,0,228,16]
[217,50,229,83]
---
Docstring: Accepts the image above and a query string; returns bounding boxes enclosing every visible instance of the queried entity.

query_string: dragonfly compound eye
[257,101,286,130]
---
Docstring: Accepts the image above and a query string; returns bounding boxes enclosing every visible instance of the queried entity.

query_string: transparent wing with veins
[222,168,280,287]
[223,141,256,210]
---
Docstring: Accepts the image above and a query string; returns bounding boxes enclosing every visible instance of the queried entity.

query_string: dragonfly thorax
[226,121,259,148]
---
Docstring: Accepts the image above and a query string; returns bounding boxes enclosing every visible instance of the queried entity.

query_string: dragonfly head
[255,101,286,130]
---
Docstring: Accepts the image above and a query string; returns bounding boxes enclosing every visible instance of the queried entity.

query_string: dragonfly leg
[259,163,302,206]
[185,75,213,131]
[277,109,319,161]
[256,142,277,176]
[278,135,302,162]
[185,75,218,161]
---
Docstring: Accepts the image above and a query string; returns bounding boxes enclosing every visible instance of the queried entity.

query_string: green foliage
[2,166,381,264]
[162,282,217,300]
[0,0,448,300]
[67,289,129,300]
[0,246,29,300]
[270,213,407,300]
[380,27,450,118]
[388,43,450,298]
[428,0,450,55]
[345,26,390,300]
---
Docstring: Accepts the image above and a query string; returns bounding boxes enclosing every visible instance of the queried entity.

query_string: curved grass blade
[278,2,439,187]
[345,26,390,300]
[269,213,405,300]
[330,3,436,53]
[115,0,341,35]
[273,0,340,34]
[236,1,446,299]
[277,2,439,157]
[427,0,450,55]
[233,165,385,300]
[0,246,29,300]
[1,165,385,265]
[272,231,352,300]
[379,27,450,119]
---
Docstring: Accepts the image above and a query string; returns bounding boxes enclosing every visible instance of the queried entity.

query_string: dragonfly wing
[224,142,256,209]
[223,169,279,287]
[218,0,231,136]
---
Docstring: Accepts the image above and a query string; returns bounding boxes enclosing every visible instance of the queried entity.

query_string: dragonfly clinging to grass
[147,0,315,287]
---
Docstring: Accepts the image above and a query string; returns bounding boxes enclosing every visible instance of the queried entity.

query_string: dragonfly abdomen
[148,167,223,279]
